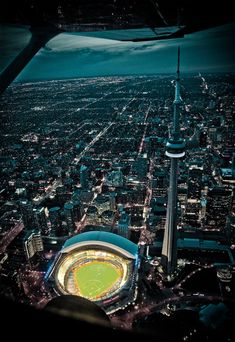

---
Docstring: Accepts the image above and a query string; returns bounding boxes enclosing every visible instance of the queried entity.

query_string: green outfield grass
[74,261,120,299]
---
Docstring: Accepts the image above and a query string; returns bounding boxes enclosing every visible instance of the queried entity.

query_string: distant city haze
[0,22,233,81]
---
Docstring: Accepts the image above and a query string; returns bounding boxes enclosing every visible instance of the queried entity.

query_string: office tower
[19,200,35,230]
[133,155,148,181]
[217,268,234,298]
[184,165,203,227]
[152,169,168,198]
[71,199,84,222]
[33,207,48,235]
[80,165,89,189]
[146,136,164,158]
[199,130,207,148]
[205,187,233,230]
[109,192,116,211]
[184,199,201,228]
[49,207,62,236]
[23,230,43,261]
[64,202,75,234]
[161,48,185,275]
[208,127,217,145]
[187,166,203,200]
[118,210,131,239]
[56,185,68,203]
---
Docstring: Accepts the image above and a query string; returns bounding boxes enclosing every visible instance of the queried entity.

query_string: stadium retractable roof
[62,231,138,259]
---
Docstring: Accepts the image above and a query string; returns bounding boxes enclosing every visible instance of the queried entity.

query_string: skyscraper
[118,210,131,239]
[19,200,35,230]
[49,207,62,236]
[184,166,203,227]
[23,230,43,261]
[80,165,89,189]
[109,192,116,211]
[161,48,185,275]
[64,202,75,234]
[133,155,148,181]
[33,207,48,235]
[205,187,233,230]
[187,166,203,200]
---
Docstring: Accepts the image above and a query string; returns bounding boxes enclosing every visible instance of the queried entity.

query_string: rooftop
[62,231,138,259]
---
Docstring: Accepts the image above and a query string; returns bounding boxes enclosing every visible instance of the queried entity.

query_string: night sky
[1,22,234,81]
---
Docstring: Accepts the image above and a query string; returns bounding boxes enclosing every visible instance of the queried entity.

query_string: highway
[74,122,114,164]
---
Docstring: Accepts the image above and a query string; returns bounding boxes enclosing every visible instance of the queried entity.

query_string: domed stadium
[46,231,139,312]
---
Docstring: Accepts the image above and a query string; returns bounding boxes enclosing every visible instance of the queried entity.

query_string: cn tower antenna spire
[177,46,180,79]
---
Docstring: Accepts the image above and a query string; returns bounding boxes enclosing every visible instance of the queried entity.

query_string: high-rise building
[187,166,203,200]
[49,207,62,236]
[152,169,168,198]
[118,210,131,239]
[184,199,201,228]
[33,207,48,235]
[70,198,84,222]
[24,232,35,260]
[161,48,185,275]
[199,130,207,148]
[32,231,44,253]
[64,202,75,234]
[205,187,233,230]
[23,230,43,261]
[56,185,69,204]
[19,200,35,230]
[146,136,164,157]
[133,155,148,181]
[80,165,89,189]
[217,268,234,298]
[208,127,217,145]
[109,192,116,211]
[184,165,203,227]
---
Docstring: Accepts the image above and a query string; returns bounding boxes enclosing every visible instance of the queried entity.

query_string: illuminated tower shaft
[161,48,185,275]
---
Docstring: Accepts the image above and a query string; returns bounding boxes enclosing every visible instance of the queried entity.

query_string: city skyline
[0,2,235,339]
[0,22,232,81]
[0,69,235,340]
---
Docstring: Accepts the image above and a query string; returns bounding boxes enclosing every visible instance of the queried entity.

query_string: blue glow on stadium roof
[63,231,138,257]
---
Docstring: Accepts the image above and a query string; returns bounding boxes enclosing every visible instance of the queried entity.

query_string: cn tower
[161,47,185,275]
